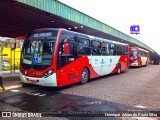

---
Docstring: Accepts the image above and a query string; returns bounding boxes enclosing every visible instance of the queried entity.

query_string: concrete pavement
[0,65,160,119]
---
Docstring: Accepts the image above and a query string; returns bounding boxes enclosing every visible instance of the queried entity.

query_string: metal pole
[10,47,12,73]
[14,40,15,74]
[0,45,4,91]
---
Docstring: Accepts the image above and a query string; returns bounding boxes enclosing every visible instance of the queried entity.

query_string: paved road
[60,65,160,111]
[0,65,160,120]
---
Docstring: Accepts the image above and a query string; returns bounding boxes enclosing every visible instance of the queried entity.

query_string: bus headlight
[44,69,54,78]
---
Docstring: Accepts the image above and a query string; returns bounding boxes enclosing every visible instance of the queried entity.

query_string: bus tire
[117,64,121,75]
[139,62,142,68]
[80,68,89,84]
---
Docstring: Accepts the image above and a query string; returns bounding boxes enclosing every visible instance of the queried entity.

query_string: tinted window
[110,43,116,55]
[139,51,143,56]
[77,37,90,55]
[116,44,122,55]
[58,33,75,56]
[91,40,101,55]
[122,45,128,55]
[91,40,101,48]
[101,42,109,56]
[110,43,116,49]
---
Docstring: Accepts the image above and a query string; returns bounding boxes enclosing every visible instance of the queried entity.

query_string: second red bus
[129,47,150,67]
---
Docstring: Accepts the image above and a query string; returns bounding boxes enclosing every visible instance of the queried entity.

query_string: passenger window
[77,37,90,55]
[122,45,128,55]
[110,43,116,55]
[139,51,142,56]
[91,40,101,48]
[116,44,122,55]
[101,42,109,56]
[91,40,101,55]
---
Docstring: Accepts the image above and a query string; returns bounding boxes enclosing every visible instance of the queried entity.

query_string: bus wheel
[80,68,89,84]
[117,64,121,75]
[139,62,142,68]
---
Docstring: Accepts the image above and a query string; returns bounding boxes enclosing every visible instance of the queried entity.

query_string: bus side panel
[56,56,99,86]
[56,70,80,87]
[138,57,141,66]
[141,56,148,65]
[111,55,129,73]
[120,55,129,71]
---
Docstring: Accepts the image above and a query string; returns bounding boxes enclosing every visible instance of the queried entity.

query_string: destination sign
[33,32,52,38]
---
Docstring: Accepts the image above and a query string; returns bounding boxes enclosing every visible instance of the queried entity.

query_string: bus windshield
[21,38,55,69]
[130,48,138,59]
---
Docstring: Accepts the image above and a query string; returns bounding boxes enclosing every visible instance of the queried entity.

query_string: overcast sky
[59,0,160,54]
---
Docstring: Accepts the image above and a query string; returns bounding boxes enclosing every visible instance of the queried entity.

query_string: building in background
[0,37,24,71]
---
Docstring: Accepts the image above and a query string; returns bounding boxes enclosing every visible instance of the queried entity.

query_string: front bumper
[130,62,139,66]
[20,72,57,87]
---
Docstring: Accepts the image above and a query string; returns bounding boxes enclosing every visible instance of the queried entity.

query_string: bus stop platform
[1,73,21,91]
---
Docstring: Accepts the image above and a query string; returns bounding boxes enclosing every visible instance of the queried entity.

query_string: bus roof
[34,28,59,31]
[63,29,128,46]
[32,28,128,46]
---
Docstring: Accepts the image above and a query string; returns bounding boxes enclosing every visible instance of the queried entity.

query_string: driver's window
[57,33,76,70]
[59,33,75,56]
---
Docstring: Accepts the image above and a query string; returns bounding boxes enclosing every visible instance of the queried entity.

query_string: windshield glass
[21,39,54,65]
[130,48,138,59]
[21,30,58,70]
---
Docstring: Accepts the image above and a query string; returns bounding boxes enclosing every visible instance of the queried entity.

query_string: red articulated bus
[129,47,150,67]
[20,28,129,87]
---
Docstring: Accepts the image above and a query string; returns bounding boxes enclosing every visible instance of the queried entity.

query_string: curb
[4,83,22,91]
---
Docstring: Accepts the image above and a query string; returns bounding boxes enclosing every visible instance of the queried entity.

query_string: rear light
[44,69,54,78]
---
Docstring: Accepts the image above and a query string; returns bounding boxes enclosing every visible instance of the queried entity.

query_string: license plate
[29,80,36,84]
